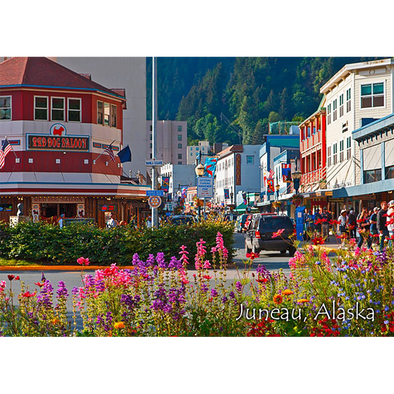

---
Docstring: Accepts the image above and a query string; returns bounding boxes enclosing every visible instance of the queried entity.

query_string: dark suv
[244,214,296,256]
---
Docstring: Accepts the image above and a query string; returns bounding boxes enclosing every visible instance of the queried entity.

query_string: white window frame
[0,95,12,120]
[332,142,338,165]
[332,99,338,122]
[34,96,48,121]
[360,82,385,109]
[327,103,331,125]
[339,139,344,162]
[339,94,344,117]
[346,136,351,160]
[346,88,351,112]
[67,98,81,122]
[51,97,65,121]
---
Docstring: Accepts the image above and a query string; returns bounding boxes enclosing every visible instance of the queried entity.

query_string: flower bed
[1,234,393,337]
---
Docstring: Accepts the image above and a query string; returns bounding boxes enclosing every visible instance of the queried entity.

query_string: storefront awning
[234,202,259,213]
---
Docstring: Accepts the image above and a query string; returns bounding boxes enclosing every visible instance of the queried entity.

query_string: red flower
[21,291,36,298]
[330,219,341,225]
[246,252,260,260]
[7,275,15,281]
[34,282,45,288]
[15,276,20,281]
[203,275,212,280]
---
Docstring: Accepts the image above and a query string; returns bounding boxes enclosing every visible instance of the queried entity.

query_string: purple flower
[229,291,235,299]
[211,288,218,297]
[221,296,228,304]
[56,281,69,298]
[235,281,243,292]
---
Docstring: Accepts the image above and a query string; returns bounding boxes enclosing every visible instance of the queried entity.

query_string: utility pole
[151,57,159,228]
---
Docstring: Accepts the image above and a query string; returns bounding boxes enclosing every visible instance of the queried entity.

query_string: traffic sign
[197,177,213,198]
[148,196,162,208]
[145,160,163,166]
[146,190,164,196]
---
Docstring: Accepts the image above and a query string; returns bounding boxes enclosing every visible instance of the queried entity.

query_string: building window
[246,155,254,164]
[150,134,152,140]
[111,104,117,127]
[333,99,337,122]
[28,158,33,163]
[361,82,384,108]
[178,154,182,160]
[97,101,104,124]
[52,98,65,121]
[364,169,382,183]
[346,88,351,112]
[150,143,152,148]
[386,165,394,179]
[0,96,11,120]
[84,159,89,164]
[346,137,351,160]
[34,96,48,120]
[15,157,20,163]
[178,161,182,165]
[327,104,331,125]
[178,125,182,132]
[333,142,338,165]
[307,127,311,138]
[56,159,61,164]
[178,143,182,149]
[339,94,344,117]
[104,102,110,125]
[339,140,344,162]
[68,98,81,122]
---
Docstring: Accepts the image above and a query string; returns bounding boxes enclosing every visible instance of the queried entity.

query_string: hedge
[0,219,235,266]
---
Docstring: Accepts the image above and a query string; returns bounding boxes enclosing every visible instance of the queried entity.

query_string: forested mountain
[147,57,383,145]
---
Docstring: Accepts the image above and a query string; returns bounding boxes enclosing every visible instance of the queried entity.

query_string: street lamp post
[195,163,205,220]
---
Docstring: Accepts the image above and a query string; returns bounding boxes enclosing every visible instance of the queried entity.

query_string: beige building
[320,58,394,189]
[146,120,187,165]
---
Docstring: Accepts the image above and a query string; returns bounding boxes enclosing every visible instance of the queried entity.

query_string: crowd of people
[304,200,394,250]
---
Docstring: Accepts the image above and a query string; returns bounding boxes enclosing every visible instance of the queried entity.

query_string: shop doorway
[40,203,77,219]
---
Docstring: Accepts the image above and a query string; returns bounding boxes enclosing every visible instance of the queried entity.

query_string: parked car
[236,214,251,233]
[244,214,296,256]
[169,215,195,225]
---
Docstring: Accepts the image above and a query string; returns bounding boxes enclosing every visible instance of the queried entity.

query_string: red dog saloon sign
[27,123,89,151]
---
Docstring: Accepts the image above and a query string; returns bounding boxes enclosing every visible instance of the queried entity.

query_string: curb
[0,265,135,272]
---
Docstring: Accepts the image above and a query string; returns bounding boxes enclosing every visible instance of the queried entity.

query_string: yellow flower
[114,322,125,329]
[297,299,309,304]
[282,289,293,296]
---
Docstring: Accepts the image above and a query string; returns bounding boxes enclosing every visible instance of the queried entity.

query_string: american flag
[268,169,275,179]
[0,139,12,169]
[104,144,115,162]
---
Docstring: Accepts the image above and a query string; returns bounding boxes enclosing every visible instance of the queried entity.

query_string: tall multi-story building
[146,120,187,165]
[187,140,211,165]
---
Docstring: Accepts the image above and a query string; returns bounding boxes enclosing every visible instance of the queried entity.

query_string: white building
[214,145,260,206]
[320,58,394,189]
[160,163,196,201]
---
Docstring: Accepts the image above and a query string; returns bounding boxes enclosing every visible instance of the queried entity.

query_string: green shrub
[0,219,234,266]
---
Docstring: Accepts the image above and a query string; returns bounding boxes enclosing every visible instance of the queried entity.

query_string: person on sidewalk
[348,209,357,239]
[387,200,394,241]
[321,206,332,242]
[357,207,372,248]
[338,210,348,246]
[369,207,379,245]
[314,208,322,235]
[377,201,389,251]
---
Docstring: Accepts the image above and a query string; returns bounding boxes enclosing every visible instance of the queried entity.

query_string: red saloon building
[0,57,150,226]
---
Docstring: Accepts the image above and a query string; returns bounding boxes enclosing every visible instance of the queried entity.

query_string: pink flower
[179,245,189,266]
[203,260,211,269]
[272,229,285,238]
[77,257,90,266]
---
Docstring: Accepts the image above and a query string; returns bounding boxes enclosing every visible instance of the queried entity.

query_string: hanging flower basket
[290,193,303,207]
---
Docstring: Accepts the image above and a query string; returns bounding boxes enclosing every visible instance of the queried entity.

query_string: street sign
[145,160,163,166]
[197,177,213,198]
[148,196,162,208]
[146,190,164,196]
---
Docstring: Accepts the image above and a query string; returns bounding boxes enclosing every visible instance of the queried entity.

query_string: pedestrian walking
[369,207,379,244]
[58,213,65,229]
[321,206,332,242]
[106,213,118,228]
[387,200,394,240]
[377,201,389,251]
[314,208,322,234]
[357,207,372,248]
[338,210,348,245]
[348,209,357,239]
